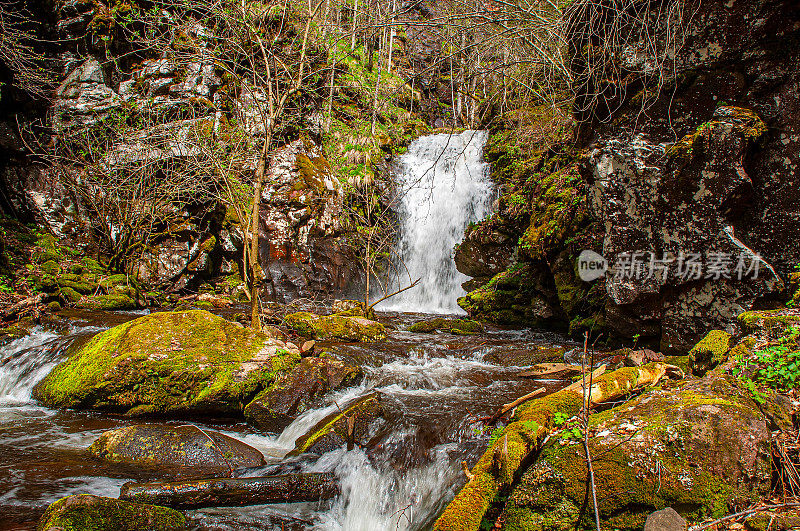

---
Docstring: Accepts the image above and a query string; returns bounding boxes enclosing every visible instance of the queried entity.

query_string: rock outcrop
[457,0,800,353]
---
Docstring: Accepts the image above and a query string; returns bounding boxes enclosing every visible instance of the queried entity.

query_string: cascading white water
[379,130,493,314]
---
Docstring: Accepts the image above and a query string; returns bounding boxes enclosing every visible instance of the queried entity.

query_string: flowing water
[379,130,494,314]
[0,312,578,530]
[0,132,575,530]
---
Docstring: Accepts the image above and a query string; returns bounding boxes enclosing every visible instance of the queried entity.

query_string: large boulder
[244,356,363,432]
[88,425,265,476]
[37,494,187,531]
[34,310,299,416]
[284,312,387,342]
[500,375,771,529]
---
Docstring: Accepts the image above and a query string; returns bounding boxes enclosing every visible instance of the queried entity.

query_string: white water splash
[380,130,493,314]
[0,328,60,405]
[311,445,461,531]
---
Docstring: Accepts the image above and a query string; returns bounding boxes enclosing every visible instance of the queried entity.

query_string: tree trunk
[249,139,269,332]
[120,473,339,509]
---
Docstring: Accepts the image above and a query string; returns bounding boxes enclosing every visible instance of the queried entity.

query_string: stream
[0,310,579,530]
[1,130,576,530]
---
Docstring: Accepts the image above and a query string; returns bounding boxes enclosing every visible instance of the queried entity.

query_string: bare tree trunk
[249,138,268,332]
[351,0,358,49]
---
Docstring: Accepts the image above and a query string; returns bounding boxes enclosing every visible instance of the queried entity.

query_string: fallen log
[119,473,339,509]
[433,362,680,531]
[2,293,44,319]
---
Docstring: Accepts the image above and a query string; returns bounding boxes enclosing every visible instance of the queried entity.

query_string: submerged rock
[284,311,386,342]
[33,310,299,416]
[244,355,362,432]
[88,424,265,476]
[37,494,187,531]
[289,392,383,456]
[408,317,483,335]
[500,375,771,529]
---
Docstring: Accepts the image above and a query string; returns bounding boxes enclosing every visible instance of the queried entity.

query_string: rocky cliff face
[458,0,800,353]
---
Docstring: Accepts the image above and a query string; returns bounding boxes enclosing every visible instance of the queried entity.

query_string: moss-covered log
[119,473,339,509]
[432,363,675,531]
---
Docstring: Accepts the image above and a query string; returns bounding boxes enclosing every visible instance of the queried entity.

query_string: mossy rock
[41,260,61,275]
[408,317,484,335]
[33,310,300,416]
[289,392,383,456]
[331,299,375,319]
[688,329,732,376]
[244,356,363,432]
[0,323,30,346]
[284,312,386,342]
[737,309,800,338]
[59,286,83,304]
[37,494,187,531]
[77,294,138,311]
[81,257,106,274]
[500,375,771,530]
[89,424,265,476]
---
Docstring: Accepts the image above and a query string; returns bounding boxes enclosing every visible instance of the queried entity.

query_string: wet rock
[120,473,339,509]
[408,317,483,335]
[289,392,383,456]
[284,311,386,342]
[624,348,665,367]
[689,329,732,376]
[484,345,566,367]
[88,425,265,476]
[244,356,363,432]
[37,494,187,531]
[500,375,771,529]
[331,299,373,319]
[34,310,300,416]
[645,507,687,531]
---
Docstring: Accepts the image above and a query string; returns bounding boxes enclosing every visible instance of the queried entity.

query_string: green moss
[41,260,61,275]
[688,329,732,376]
[408,318,483,335]
[36,494,186,530]
[77,294,137,311]
[284,312,386,342]
[667,106,767,161]
[33,310,298,416]
[738,310,800,336]
[59,287,83,304]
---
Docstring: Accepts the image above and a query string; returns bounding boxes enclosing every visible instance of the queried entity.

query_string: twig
[581,331,601,531]
[484,387,546,425]
[688,503,800,531]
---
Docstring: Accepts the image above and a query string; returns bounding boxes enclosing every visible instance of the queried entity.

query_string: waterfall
[379,130,493,314]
